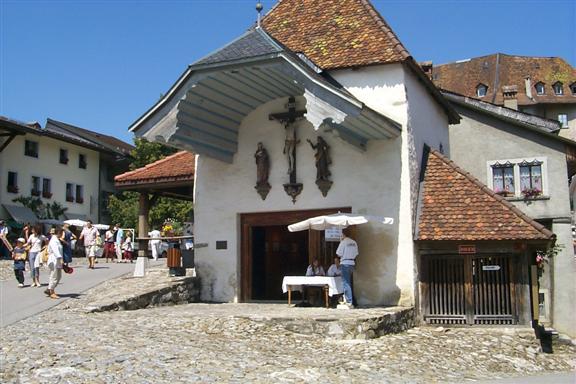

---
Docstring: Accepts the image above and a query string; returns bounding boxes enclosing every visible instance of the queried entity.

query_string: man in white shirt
[336,228,358,308]
[79,220,99,269]
[148,228,161,260]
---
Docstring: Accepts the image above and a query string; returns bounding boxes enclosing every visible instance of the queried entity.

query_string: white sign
[325,227,342,242]
[482,265,501,271]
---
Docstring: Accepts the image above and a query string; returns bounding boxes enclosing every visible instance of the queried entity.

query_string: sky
[1,0,574,144]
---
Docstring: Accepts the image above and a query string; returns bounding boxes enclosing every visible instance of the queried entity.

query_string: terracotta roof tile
[114,151,195,186]
[262,0,410,70]
[432,54,576,106]
[416,150,554,241]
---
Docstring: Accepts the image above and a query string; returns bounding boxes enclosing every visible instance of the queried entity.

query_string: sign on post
[482,265,501,271]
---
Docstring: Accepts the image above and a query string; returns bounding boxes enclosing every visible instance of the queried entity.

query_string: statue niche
[254,142,271,200]
[307,136,333,197]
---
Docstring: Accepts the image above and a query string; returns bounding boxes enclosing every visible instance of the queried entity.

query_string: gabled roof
[0,115,42,134]
[416,149,554,241]
[46,118,134,156]
[432,54,576,106]
[114,151,195,187]
[262,0,410,70]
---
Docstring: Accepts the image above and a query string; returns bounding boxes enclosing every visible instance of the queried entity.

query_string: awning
[65,212,88,221]
[2,204,39,224]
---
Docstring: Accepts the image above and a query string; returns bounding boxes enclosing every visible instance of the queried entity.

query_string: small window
[75,185,84,204]
[535,82,545,95]
[66,183,75,202]
[553,82,563,95]
[7,171,18,193]
[520,161,543,197]
[476,84,488,97]
[558,114,568,128]
[570,83,576,95]
[59,149,69,164]
[24,140,39,158]
[79,154,87,169]
[31,176,41,196]
[42,178,52,199]
[491,163,515,196]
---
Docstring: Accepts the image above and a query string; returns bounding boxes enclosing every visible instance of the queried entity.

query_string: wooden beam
[0,134,17,152]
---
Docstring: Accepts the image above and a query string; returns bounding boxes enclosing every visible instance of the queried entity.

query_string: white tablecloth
[282,276,343,297]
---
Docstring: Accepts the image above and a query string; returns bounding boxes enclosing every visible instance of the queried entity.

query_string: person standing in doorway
[336,227,358,309]
[79,220,99,269]
[26,225,46,287]
[148,228,161,261]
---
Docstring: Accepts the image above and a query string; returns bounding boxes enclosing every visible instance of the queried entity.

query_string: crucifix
[269,96,306,203]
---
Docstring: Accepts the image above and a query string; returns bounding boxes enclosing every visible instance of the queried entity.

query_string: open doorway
[240,207,351,302]
[251,225,308,300]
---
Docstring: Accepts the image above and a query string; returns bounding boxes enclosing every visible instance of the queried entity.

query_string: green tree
[12,196,68,220]
[107,139,193,229]
[129,138,177,170]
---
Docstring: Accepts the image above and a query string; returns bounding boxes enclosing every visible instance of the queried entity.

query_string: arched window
[476,84,488,97]
[534,82,545,95]
[553,82,564,95]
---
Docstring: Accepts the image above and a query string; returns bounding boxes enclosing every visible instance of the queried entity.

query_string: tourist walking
[0,220,10,259]
[148,228,161,260]
[336,228,358,308]
[60,223,76,266]
[114,224,124,263]
[26,225,46,287]
[122,231,134,263]
[104,226,115,262]
[12,238,27,287]
[46,228,64,299]
[79,220,99,269]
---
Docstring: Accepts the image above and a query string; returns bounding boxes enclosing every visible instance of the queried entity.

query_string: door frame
[240,207,350,302]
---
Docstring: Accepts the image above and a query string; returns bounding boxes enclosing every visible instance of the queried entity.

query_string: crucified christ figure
[283,123,300,177]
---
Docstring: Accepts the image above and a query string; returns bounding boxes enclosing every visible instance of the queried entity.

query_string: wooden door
[422,254,518,325]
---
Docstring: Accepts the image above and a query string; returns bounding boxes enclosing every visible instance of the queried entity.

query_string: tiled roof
[416,149,554,241]
[262,0,410,70]
[114,151,195,186]
[46,118,134,156]
[196,28,282,65]
[432,54,576,106]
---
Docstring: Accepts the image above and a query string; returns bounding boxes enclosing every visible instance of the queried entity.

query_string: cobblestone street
[2,299,575,383]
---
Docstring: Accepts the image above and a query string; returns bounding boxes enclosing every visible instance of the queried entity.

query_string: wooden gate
[422,254,517,325]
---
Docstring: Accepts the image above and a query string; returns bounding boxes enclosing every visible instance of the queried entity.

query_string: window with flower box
[31,176,41,196]
[66,183,75,202]
[79,154,87,169]
[487,157,547,199]
[59,149,69,165]
[42,178,52,199]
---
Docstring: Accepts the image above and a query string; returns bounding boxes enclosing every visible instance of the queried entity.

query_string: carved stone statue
[307,136,331,181]
[254,142,271,200]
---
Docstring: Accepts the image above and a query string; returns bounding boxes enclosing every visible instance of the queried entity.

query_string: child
[12,238,27,287]
[122,232,134,263]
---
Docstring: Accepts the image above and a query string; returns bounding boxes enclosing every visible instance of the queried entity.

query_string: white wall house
[129,1,458,309]
[0,117,133,225]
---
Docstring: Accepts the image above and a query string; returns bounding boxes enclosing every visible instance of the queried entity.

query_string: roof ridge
[357,0,411,61]
[429,149,554,239]
[115,151,190,181]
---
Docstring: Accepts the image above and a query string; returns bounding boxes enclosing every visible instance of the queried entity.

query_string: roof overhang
[130,52,402,163]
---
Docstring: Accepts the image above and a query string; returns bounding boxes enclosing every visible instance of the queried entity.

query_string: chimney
[420,61,433,80]
[524,77,533,99]
[502,85,518,110]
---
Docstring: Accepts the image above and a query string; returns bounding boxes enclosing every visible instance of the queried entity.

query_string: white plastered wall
[0,134,100,221]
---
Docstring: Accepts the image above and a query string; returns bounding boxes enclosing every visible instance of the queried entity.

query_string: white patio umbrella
[94,224,109,230]
[287,213,393,232]
[64,219,87,227]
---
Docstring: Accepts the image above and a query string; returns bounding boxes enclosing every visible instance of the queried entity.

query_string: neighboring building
[0,116,133,224]
[441,91,576,336]
[129,0,458,310]
[430,54,576,140]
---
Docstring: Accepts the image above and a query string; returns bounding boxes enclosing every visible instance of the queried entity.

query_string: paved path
[0,260,163,327]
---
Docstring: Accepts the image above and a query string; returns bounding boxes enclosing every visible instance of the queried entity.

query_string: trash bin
[167,247,185,277]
